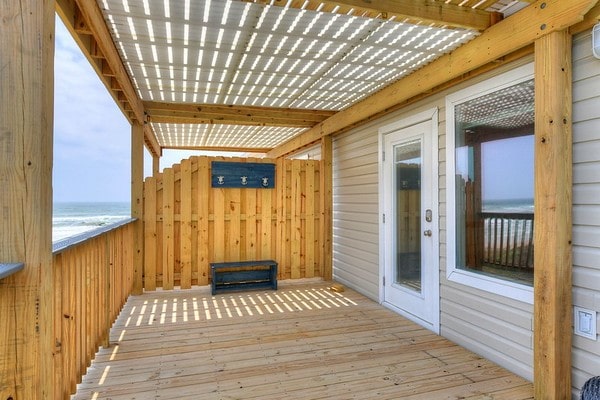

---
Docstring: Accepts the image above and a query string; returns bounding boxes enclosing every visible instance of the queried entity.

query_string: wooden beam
[571,1,600,34]
[144,102,335,128]
[0,0,55,397]
[246,0,499,31]
[533,30,573,400]
[152,155,160,177]
[161,145,271,153]
[320,136,333,280]
[267,0,597,159]
[55,0,145,123]
[143,124,161,159]
[131,122,145,295]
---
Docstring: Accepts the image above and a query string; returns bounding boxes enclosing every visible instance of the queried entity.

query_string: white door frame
[378,108,440,333]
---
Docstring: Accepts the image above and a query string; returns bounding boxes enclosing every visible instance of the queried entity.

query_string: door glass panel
[395,140,422,292]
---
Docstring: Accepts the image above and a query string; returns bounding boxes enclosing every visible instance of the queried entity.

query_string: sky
[53,16,201,203]
[481,135,534,201]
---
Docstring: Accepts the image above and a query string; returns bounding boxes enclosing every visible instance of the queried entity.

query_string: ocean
[482,198,534,213]
[53,201,131,242]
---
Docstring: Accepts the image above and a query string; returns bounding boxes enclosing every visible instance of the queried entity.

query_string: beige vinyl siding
[333,127,380,300]
[440,281,534,379]
[439,59,535,381]
[290,144,321,160]
[332,58,535,380]
[572,30,600,397]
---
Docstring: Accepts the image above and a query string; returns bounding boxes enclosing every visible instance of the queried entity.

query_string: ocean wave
[52,201,130,242]
[53,215,128,227]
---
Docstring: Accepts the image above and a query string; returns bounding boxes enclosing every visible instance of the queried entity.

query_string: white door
[382,117,439,333]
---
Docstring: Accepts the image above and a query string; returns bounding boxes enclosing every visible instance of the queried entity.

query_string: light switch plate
[574,306,597,340]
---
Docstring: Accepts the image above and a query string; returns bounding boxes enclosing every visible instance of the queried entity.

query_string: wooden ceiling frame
[143,102,336,128]
[56,0,600,159]
[56,0,505,158]
[242,0,503,31]
[267,0,599,159]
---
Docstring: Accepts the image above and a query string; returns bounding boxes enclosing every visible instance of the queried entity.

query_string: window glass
[453,79,534,286]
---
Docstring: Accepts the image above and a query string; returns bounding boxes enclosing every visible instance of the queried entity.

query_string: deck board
[74,281,533,399]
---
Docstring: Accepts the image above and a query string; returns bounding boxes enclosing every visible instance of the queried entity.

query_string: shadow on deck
[74,280,533,399]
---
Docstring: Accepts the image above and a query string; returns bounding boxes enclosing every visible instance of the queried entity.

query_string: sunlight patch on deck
[122,287,356,329]
[75,284,533,400]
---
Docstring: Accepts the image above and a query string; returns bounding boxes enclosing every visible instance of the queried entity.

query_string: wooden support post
[533,30,573,399]
[0,0,55,398]
[131,122,144,294]
[152,154,160,177]
[320,136,333,280]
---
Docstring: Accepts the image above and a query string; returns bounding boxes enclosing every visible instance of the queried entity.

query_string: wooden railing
[481,212,534,269]
[52,219,135,399]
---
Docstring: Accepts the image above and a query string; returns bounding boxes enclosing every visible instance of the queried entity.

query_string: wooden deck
[73,281,533,399]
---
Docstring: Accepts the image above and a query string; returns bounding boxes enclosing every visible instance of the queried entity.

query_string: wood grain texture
[533,30,573,399]
[320,137,334,280]
[0,0,55,397]
[180,158,193,289]
[72,282,533,399]
[52,223,135,398]
[131,122,144,294]
[143,156,322,290]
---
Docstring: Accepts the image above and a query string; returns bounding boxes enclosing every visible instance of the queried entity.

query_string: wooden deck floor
[74,281,533,399]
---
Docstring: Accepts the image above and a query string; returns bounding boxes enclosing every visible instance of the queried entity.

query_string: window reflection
[454,79,534,285]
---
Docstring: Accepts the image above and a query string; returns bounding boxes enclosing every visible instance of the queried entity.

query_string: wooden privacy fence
[52,221,135,399]
[143,156,325,290]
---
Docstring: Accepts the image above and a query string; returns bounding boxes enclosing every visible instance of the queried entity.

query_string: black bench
[210,260,278,295]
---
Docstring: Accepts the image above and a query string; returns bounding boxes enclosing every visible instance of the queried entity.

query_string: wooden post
[533,30,573,399]
[320,136,333,280]
[131,121,144,294]
[0,0,55,398]
[152,154,160,177]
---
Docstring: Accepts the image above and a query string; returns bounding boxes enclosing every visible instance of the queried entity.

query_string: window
[446,64,534,303]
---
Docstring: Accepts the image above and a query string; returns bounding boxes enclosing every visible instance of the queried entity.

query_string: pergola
[2,0,600,398]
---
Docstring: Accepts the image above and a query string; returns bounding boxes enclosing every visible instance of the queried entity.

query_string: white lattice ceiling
[98,0,532,150]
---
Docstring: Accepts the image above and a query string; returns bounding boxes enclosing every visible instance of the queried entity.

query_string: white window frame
[445,63,534,304]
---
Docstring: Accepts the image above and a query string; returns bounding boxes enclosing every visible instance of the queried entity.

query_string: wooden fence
[143,156,324,290]
[52,221,135,399]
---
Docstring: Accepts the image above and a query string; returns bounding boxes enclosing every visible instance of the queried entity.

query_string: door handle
[423,230,432,237]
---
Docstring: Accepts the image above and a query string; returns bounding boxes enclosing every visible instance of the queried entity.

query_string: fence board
[291,161,302,279]
[197,157,210,285]
[229,188,241,262]
[214,187,225,262]
[276,157,287,280]
[246,188,257,260]
[261,189,272,259]
[144,177,157,291]
[163,168,175,290]
[53,222,135,399]
[142,156,321,290]
[305,161,315,278]
[180,159,193,289]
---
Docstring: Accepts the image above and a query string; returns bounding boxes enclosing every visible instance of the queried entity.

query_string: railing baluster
[52,219,136,399]
[480,212,534,270]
